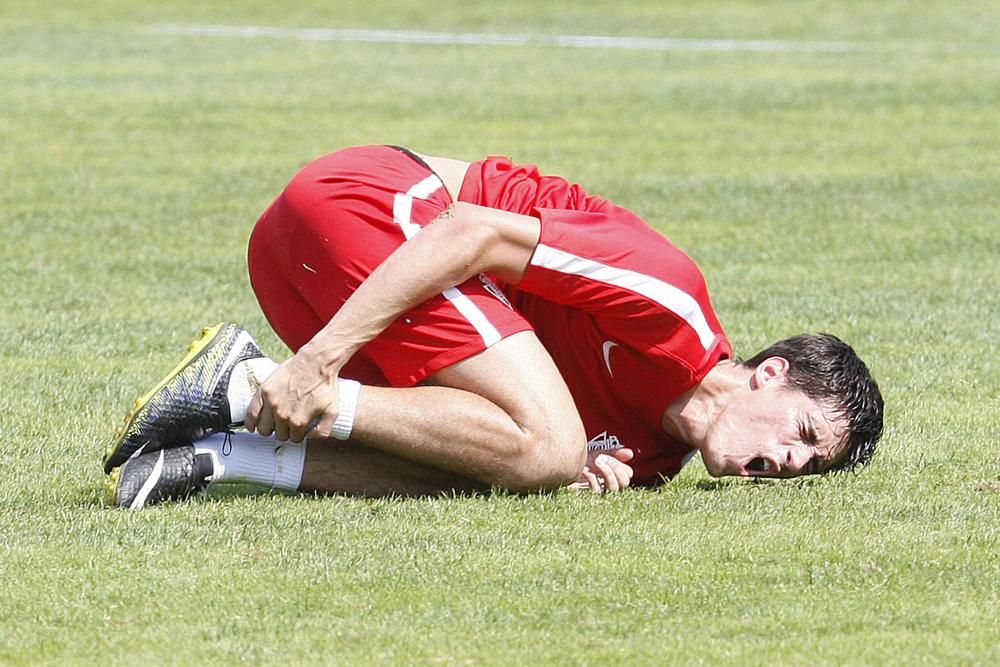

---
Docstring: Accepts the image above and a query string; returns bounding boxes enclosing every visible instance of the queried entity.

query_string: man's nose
[783,446,812,475]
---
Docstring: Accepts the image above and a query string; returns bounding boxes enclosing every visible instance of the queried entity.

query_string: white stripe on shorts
[442,287,502,346]
[391,173,502,348]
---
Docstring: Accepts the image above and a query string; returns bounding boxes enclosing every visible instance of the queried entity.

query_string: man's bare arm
[244,204,595,490]
[297,202,541,387]
[246,202,542,442]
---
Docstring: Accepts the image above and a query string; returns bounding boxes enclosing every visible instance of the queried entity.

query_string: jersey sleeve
[514,206,731,366]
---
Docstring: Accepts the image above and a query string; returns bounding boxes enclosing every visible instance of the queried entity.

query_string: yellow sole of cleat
[106,467,121,506]
[104,322,225,470]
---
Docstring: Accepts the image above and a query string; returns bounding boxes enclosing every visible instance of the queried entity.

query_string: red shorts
[247,145,531,387]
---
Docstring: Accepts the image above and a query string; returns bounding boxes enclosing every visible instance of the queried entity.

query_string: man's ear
[750,356,790,390]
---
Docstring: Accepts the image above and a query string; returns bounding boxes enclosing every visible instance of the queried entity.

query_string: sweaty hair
[742,334,884,473]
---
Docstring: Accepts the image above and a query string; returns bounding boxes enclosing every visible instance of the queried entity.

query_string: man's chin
[702,457,728,478]
[703,455,750,478]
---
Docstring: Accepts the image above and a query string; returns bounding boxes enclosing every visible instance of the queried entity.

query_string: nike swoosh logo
[602,340,618,377]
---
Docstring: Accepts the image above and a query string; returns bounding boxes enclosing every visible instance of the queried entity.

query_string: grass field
[2,1,998,664]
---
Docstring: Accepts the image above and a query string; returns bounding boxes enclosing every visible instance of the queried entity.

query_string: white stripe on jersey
[530,243,717,350]
[391,173,502,348]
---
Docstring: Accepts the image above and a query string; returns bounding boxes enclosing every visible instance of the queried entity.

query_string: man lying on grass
[103,145,884,508]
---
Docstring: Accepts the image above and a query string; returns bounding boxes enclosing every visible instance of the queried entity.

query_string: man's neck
[661,361,749,450]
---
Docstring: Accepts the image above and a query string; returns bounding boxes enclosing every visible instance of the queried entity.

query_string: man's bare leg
[299,439,487,498]
[248,332,587,492]
[189,431,484,498]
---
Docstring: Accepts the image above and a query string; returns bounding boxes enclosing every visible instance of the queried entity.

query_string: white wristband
[329,379,362,441]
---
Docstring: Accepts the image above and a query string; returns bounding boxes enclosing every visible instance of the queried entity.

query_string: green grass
[2,1,998,664]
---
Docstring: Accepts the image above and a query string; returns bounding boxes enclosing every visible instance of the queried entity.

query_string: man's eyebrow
[804,415,824,475]
[806,414,821,446]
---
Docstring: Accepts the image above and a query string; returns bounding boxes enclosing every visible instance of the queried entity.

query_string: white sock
[194,431,306,491]
[226,357,279,423]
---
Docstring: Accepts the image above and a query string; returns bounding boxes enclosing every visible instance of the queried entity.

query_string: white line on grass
[152,24,857,53]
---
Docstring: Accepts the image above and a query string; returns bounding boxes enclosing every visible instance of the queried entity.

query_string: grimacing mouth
[745,456,776,475]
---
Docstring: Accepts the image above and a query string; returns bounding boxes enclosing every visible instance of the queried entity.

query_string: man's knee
[427,331,589,491]
[496,424,587,492]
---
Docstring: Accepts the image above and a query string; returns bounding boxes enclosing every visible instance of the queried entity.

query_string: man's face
[700,357,848,478]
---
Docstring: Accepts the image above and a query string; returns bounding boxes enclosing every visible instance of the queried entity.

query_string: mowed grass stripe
[151,23,858,52]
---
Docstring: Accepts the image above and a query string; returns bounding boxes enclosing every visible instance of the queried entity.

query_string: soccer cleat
[103,322,264,473]
[108,444,214,509]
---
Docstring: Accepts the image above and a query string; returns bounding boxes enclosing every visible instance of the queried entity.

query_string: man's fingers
[598,453,635,492]
[594,455,620,493]
[610,447,635,463]
[274,416,291,443]
[289,412,324,444]
[288,422,308,445]
[570,450,636,494]
[244,392,262,431]
[611,452,634,481]
[609,453,634,487]
[585,467,603,494]
[567,466,603,493]
[306,413,337,441]
[255,406,275,438]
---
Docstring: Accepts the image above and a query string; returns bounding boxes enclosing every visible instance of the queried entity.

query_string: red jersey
[459,157,732,485]
[250,146,731,486]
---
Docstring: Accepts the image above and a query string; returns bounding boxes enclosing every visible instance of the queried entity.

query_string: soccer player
[104,145,884,509]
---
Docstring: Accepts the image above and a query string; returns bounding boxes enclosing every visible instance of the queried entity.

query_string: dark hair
[742,333,884,473]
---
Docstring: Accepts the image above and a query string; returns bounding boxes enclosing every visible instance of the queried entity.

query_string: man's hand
[568,447,635,494]
[244,352,340,443]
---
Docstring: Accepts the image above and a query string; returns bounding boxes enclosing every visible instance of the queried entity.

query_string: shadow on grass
[208,483,494,503]
[70,480,289,510]
[77,479,494,510]
[694,476,826,492]
[79,474,829,511]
